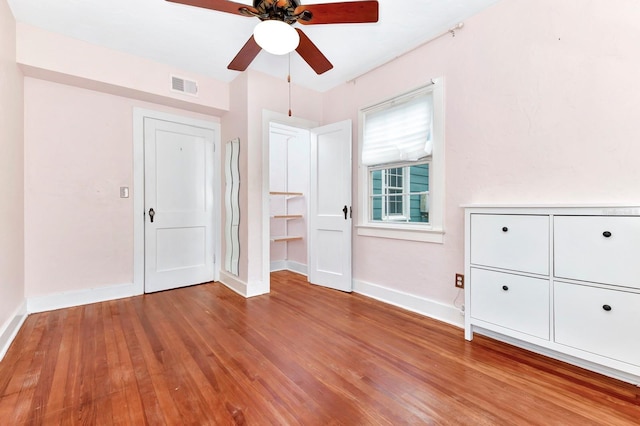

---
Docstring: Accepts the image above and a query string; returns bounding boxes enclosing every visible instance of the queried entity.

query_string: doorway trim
[261,110,318,293]
[133,108,221,295]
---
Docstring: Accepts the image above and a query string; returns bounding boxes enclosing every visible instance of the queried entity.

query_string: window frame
[377,166,409,221]
[357,78,445,243]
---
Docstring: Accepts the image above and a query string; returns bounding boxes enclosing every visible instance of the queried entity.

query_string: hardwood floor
[1,271,638,425]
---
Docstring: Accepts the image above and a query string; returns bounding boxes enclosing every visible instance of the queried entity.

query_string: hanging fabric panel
[362,94,433,166]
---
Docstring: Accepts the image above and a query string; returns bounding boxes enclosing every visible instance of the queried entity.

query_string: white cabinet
[470,214,549,275]
[470,268,549,339]
[554,281,640,367]
[464,205,640,384]
[554,215,640,289]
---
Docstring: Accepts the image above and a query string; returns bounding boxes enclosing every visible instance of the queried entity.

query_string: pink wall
[23,78,217,297]
[0,0,25,332]
[16,24,229,115]
[221,73,249,284]
[323,0,640,308]
[10,18,258,300]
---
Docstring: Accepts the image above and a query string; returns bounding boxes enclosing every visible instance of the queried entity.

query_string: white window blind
[362,93,433,166]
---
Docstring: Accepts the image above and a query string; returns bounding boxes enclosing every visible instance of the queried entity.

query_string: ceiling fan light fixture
[253,20,300,55]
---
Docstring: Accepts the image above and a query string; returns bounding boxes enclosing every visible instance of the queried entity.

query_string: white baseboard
[219,270,249,297]
[270,260,307,276]
[246,279,269,297]
[270,260,287,272]
[285,261,307,276]
[28,282,138,314]
[353,279,464,328]
[219,272,268,298]
[0,300,28,361]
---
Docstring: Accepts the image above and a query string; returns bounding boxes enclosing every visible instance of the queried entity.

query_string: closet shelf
[271,236,303,243]
[272,214,303,220]
[270,191,304,244]
[269,191,303,197]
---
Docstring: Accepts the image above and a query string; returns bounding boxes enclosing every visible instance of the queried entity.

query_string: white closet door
[308,120,352,292]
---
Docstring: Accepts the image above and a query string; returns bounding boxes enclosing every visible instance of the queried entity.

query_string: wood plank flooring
[1,270,639,425]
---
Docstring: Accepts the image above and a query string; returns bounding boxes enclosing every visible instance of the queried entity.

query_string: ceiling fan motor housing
[252,0,308,24]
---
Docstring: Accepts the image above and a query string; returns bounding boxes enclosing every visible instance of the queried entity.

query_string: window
[358,79,444,243]
[371,163,430,223]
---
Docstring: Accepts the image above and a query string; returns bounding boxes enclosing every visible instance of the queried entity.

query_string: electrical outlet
[455,273,464,289]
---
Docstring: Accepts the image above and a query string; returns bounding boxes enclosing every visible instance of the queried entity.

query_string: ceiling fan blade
[228,36,262,71]
[295,1,378,25]
[166,0,256,16]
[295,29,333,75]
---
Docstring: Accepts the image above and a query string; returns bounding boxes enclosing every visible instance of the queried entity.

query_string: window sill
[356,224,444,243]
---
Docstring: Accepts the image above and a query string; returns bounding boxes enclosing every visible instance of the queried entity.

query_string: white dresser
[464,205,640,384]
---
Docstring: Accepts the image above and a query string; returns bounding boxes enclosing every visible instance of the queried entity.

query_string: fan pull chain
[288,53,292,117]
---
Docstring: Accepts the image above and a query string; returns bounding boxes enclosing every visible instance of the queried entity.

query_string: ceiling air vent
[171,75,198,96]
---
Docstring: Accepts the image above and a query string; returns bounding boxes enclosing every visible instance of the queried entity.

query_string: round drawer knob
[502,285,509,291]
[603,231,612,238]
[602,304,612,312]
[502,227,508,232]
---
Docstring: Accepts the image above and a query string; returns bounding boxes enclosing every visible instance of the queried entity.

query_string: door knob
[343,205,348,220]
[149,208,155,223]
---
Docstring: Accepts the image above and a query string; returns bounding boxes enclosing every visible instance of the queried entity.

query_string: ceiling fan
[166,0,379,75]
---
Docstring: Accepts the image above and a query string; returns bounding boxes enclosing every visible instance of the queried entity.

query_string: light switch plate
[120,186,129,198]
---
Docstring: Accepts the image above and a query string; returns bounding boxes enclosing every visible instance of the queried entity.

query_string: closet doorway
[269,123,310,275]
[264,115,352,293]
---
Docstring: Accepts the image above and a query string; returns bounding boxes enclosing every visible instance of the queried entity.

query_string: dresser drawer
[470,268,550,339]
[554,282,640,367]
[554,216,640,289]
[470,214,549,274]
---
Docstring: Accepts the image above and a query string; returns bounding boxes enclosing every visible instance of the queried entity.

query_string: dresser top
[462,204,640,216]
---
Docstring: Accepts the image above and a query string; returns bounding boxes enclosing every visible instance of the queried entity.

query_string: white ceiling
[7,0,500,92]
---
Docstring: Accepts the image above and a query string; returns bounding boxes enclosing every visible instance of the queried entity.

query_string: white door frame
[261,110,318,293]
[133,108,221,295]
